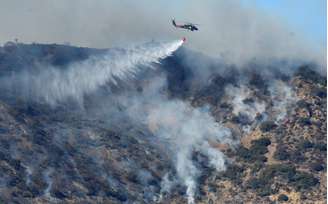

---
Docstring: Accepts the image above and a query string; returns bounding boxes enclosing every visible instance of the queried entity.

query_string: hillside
[0,42,326,204]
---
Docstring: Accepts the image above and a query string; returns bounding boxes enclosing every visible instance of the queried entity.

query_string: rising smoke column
[148,102,232,204]
[3,39,184,105]
[269,80,298,122]
[115,77,235,204]
[224,84,266,132]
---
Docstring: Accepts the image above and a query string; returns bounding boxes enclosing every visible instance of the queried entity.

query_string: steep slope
[0,42,326,204]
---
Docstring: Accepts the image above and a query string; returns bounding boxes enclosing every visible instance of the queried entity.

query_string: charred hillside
[0,42,326,204]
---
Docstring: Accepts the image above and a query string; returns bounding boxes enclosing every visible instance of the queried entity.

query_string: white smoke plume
[269,80,298,122]
[224,84,266,132]
[43,168,53,197]
[115,76,235,203]
[24,165,33,186]
[148,101,231,204]
[225,85,266,120]
[224,81,298,126]
[0,0,324,68]
[3,39,183,105]
[159,173,176,202]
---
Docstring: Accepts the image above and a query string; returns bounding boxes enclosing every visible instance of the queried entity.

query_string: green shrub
[260,164,296,181]
[250,138,271,159]
[222,165,244,184]
[310,163,324,172]
[299,140,314,149]
[278,194,289,202]
[220,103,231,109]
[251,161,264,173]
[242,98,254,105]
[257,186,275,197]
[247,178,275,197]
[237,148,267,162]
[249,164,319,194]
[248,178,265,189]
[274,146,290,161]
[312,87,326,98]
[237,138,270,163]
[249,73,266,88]
[260,121,277,132]
[251,138,271,147]
[296,100,310,109]
[290,150,306,163]
[295,65,327,85]
[297,118,311,126]
[237,146,252,160]
[231,113,252,126]
[290,172,319,190]
[314,143,327,151]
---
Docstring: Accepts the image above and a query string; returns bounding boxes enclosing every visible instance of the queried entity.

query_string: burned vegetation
[0,43,326,203]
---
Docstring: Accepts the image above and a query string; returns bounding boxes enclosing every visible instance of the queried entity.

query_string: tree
[260,121,277,132]
[278,194,289,202]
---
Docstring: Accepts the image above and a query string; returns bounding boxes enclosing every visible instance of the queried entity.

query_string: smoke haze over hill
[0,0,325,68]
[0,1,326,203]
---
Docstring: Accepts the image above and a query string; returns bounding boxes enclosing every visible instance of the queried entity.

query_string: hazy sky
[242,0,326,50]
[0,0,325,66]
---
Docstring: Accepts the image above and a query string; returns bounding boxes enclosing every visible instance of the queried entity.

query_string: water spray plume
[5,39,184,105]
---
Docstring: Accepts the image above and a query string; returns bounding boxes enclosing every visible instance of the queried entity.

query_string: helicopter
[172,19,199,31]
